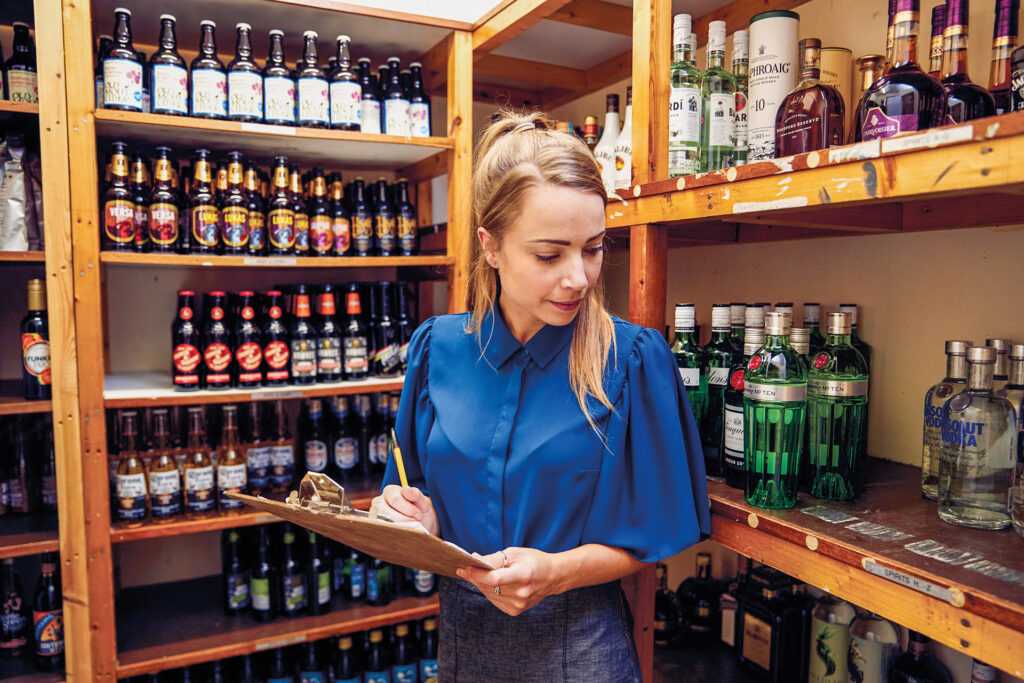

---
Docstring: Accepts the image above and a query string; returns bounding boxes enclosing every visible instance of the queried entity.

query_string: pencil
[391,428,410,488]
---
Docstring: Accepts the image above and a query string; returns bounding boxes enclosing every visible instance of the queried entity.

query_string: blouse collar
[480,305,576,370]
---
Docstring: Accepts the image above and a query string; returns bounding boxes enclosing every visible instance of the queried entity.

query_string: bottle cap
[236,22,251,30]
[304,30,318,39]
[803,303,820,323]
[708,20,727,50]
[114,7,132,15]
[338,34,352,43]
[945,340,971,354]
[985,338,1010,351]
[396,624,409,636]
[388,55,400,62]
[765,311,791,336]
[606,93,619,110]
[790,327,809,354]
[674,303,696,331]
[827,312,852,335]
[200,19,216,28]
[369,629,384,643]
[745,304,765,328]
[160,14,176,21]
[673,13,692,34]
[729,303,746,326]
[340,636,353,649]
[743,327,765,355]
[1011,344,1024,360]
[711,304,731,330]
[838,303,858,324]
[967,346,996,364]
[733,30,749,59]
[269,29,284,36]
[178,289,195,296]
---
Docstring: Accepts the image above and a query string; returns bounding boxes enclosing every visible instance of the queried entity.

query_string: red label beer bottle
[148,146,180,251]
[262,290,291,386]
[233,290,263,387]
[172,289,201,390]
[201,291,232,390]
[290,285,317,385]
[316,284,342,382]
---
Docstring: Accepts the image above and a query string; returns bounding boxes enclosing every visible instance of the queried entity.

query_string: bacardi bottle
[724,327,764,490]
[669,14,703,177]
[921,340,970,500]
[614,86,633,191]
[989,0,1020,114]
[702,304,738,478]
[733,31,749,165]
[941,1,996,123]
[671,303,707,426]
[701,21,736,171]
[594,94,620,194]
[986,338,1010,391]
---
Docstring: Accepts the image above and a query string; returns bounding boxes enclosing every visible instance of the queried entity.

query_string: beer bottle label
[151,63,188,114]
[309,214,333,254]
[269,445,295,487]
[191,68,228,117]
[297,77,329,125]
[329,81,361,126]
[294,213,310,253]
[221,206,250,248]
[369,433,389,466]
[41,475,57,508]
[317,570,331,605]
[115,472,147,522]
[332,216,351,255]
[264,339,290,381]
[317,336,342,375]
[21,333,50,387]
[365,672,390,683]
[250,576,271,611]
[414,570,435,594]
[375,215,397,253]
[268,208,295,249]
[6,70,38,104]
[367,569,379,602]
[0,601,28,649]
[228,70,263,119]
[191,204,220,247]
[264,76,296,123]
[374,343,401,374]
[217,463,247,509]
[103,58,142,109]
[348,561,365,599]
[203,341,232,386]
[32,610,63,658]
[304,440,329,473]
[409,101,431,137]
[398,215,417,253]
[360,99,381,134]
[291,339,317,379]
[282,574,306,612]
[225,571,251,610]
[104,198,136,245]
[249,211,266,252]
[300,671,327,683]
[384,98,410,136]
[148,202,179,246]
[420,659,439,683]
[334,437,359,470]
[148,469,182,517]
[246,446,270,490]
[173,343,201,386]
[185,465,215,512]
[343,337,368,374]
[236,341,263,384]
[133,205,149,247]
[352,214,373,254]
[393,664,417,683]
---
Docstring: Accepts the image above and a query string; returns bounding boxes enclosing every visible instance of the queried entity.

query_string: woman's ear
[477,227,499,268]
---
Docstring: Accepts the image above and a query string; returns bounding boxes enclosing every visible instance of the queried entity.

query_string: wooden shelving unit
[0,383,52,416]
[0,251,46,263]
[99,252,453,269]
[0,514,59,560]
[0,101,40,115]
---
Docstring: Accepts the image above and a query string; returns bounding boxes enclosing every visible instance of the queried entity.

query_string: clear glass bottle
[701,21,736,171]
[848,612,899,683]
[702,304,739,478]
[1004,345,1024,538]
[941,0,996,123]
[807,313,869,501]
[724,327,764,490]
[939,345,1015,530]
[732,30,749,165]
[986,338,1010,391]
[808,595,856,683]
[744,312,808,509]
[921,340,971,500]
[669,14,703,177]
[775,38,845,157]
[671,303,707,429]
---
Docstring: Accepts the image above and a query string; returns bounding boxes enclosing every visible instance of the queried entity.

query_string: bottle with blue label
[332,396,361,482]
[149,15,188,116]
[300,399,330,476]
[392,623,419,683]
[264,30,296,125]
[306,531,332,615]
[267,647,294,683]
[190,20,227,119]
[367,558,393,606]
[330,36,361,130]
[103,8,143,112]
[407,62,432,137]
[365,629,392,683]
[383,57,411,136]
[357,58,381,134]
[297,31,330,128]
[228,23,263,122]
[114,410,149,524]
[419,618,439,683]
[334,635,363,683]
[343,547,366,602]
[298,642,327,683]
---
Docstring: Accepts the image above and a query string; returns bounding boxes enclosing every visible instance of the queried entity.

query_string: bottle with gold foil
[941,0,996,124]
[183,407,216,515]
[928,3,946,79]
[373,178,397,257]
[21,278,50,401]
[129,154,150,252]
[216,405,248,511]
[290,165,310,255]
[189,150,220,253]
[103,141,135,250]
[308,170,333,256]
[350,177,374,257]
[245,165,265,256]
[115,410,148,525]
[147,408,182,519]
[395,178,418,256]
[989,0,1020,113]
[775,38,845,156]
[220,151,250,253]
[329,174,351,256]
[819,47,852,120]
[148,147,179,251]
[268,156,295,255]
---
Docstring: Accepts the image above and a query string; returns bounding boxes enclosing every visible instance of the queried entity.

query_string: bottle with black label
[221,152,250,254]
[148,147,180,251]
[189,150,221,253]
[394,179,418,256]
[183,407,216,515]
[20,279,50,401]
[216,405,247,510]
[329,174,351,255]
[306,531,333,615]
[6,418,34,515]
[330,36,361,130]
[299,399,331,477]
[149,15,188,116]
[147,408,182,519]
[103,9,142,111]
[263,30,296,125]
[279,525,307,616]
[262,290,291,385]
[129,154,150,253]
[343,284,370,380]
[290,165,310,255]
[350,177,374,256]
[383,56,410,135]
[115,410,148,525]
[190,20,227,119]
[297,31,329,127]
[251,526,275,621]
[331,396,360,482]
[244,165,266,256]
[357,58,381,133]
[0,558,29,658]
[372,179,397,256]
[267,157,295,255]
[269,400,295,493]
[103,141,136,250]
[222,529,250,615]
[201,291,232,390]
[228,23,263,122]
[308,171,333,256]
[32,553,63,672]
[290,285,317,384]
[233,291,263,388]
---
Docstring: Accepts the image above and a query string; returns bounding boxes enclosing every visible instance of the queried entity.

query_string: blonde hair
[466,111,616,432]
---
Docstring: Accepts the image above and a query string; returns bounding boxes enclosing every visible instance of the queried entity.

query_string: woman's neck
[498,296,544,345]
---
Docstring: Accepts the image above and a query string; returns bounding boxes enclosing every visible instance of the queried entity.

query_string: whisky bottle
[989,0,1020,114]
[613,86,633,191]
[729,303,746,353]
[986,338,1010,391]
[701,21,736,171]
[941,1,996,123]
[839,304,871,368]
[733,30,749,165]
[702,304,739,478]
[216,405,247,511]
[669,14,703,177]
[889,632,952,683]
[803,303,825,354]
[928,4,946,79]
[807,313,869,501]
[147,408,182,519]
[807,595,856,683]
[775,38,845,157]
[921,340,971,500]
[115,410,148,524]
[743,312,807,509]
[848,613,899,683]
[735,567,805,682]
[939,346,1015,530]
[594,94,620,194]
[183,407,215,515]
[724,327,764,490]
[671,304,707,428]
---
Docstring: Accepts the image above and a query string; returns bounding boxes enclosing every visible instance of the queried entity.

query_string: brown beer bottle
[102,141,135,250]
[290,165,310,255]
[329,173,351,256]
[269,400,296,493]
[201,291,232,390]
[148,146,180,251]
[234,291,263,388]
[245,165,266,256]
[172,289,201,390]
[220,151,250,254]
[129,154,150,252]
[308,169,332,256]
[267,157,294,255]
[189,150,220,253]
[32,553,63,672]
[262,290,291,385]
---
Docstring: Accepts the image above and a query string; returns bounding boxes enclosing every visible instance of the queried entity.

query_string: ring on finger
[494,585,502,596]
[501,550,510,567]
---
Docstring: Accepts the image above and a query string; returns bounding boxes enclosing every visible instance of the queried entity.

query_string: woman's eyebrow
[528,230,606,246]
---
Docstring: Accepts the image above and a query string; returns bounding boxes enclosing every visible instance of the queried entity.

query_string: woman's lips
[550,299,582,312]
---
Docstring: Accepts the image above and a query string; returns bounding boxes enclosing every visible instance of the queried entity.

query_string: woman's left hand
[456,547,561,617]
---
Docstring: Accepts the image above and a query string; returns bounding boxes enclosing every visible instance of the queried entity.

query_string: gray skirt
[438,576,642,682]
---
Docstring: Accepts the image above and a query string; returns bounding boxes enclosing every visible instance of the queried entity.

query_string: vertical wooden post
[59,0,118,678]
[34,0,92,679]
[446,30,474,314]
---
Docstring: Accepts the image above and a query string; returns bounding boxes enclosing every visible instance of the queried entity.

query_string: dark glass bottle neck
[268,35,285,66]
[114,14,133,48]
[303,37,318,66]
[711,329,731,343]
[200,26,217,57]
[235,28,252,60]
[159,20,177,50]
[336,41,351,70]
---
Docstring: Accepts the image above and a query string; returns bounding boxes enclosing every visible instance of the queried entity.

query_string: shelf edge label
[861,557,961,606]
[880,124,973,155]
[828,140,880,164]
[732,196,809,214]
[242,121,297,136]
[247,256,297,266]
[254,634,308,651]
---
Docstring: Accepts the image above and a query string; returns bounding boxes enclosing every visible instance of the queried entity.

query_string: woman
[371,112,710,681]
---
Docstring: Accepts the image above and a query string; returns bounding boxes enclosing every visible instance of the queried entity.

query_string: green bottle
[807,313,869,501]
[672,303,707,428]
[839,304,872,368]
[743,312,807,509]
[701,20,736,171]
[701,304,739,478]
[729,303,746,354]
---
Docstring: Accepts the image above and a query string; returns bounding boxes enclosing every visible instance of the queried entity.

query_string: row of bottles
[579,88,634,194]
[98,11,431,135]
[126,618,437,682]
[0,415,57,517]
[102,143,419,257]
[0,553,63,673]
[172,282,415,391]
[111,395,397,524]
[0,23,37,104]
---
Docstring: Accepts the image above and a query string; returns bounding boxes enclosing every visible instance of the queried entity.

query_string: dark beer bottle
[129,154,151,252]
[210,659,227,683]
[222,529,250,615]
[263,30,296,126]
[290,166,310,255]
[300,399,331,480]
[149,14,188,116]
[233,291,263,387]
[20,278,50,401]
[329,35,361,130]
[342,284,369,381]
[250,526,275,622]
[267,647,292,682]
[94,34,113,107]
[267,157,294,254]
[245,166,266,256]
[172,290,202,390]
[5,23,37,104]
[368,393,390,473]
[408,62,431,137]
[103,9,142,111]
[221,151,250,253]
[227,22,263,122]
[356,58,380,134]
[114,410,148,524]
[372,178,397,257]
[7,418,35,515]
[183,407,216,515]
[244,402,270,495]
[331,396,360,483]
[38,420,58,513]
[216,405,247,510]
[290,285,317,385]
[178,163,193,253]
[0,558,29,657]
[269,400,296,493]
[190,20,227,119]
[103,141,136,250]
[32,553,63,672]
[308,170,332,256]
[306,530,332,615]
[298,641,327,681]
[376,63,391,132]
[342,546,366,603]
[279,525,307,616]
[329,174,351,256]
[189,150,221,253]
[365,629,390,681]
[396,284,414,375]
[262,290,291,386]
[366,557,392,607]
[201,291,232,390]
[297,31,329,128]
[237,654,257,682]
[316,284,342,382]
[392,623,418,682]
[350,177,374,256]
[373,282,402,377]
[148,146,180,251]
[334,636,362,683]
[420,617,439,682]
[383,57,410,135]
[147,408,182,519]
[394,179,418,256]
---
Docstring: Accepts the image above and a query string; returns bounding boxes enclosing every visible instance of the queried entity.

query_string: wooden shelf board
[94,110,453,169]
[116,576,439,678]
[607,112,1024,236]
[0,101,39,115]
[99,252,453,269]
[0,251,45,263]
[103,372,404,409]
[0,381,52,416]
[709,459,1024,677]
[0,514,59,560]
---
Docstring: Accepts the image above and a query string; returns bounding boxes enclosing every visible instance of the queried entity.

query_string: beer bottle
[3,23,36,104]
[357,58,381,134]
[103,141,136,250]
[394,179,418,256]
[237,654,257,682]
[210,659,227,683]
[94,34,113,107]
[38,419,57,513]
[234,291,263,388]
[298,641,327,681]
[329,174,351,256]
[308,171,332,256]
[267,647,292,682]
[244,402,269,495]
[353,395,373,479]
[147,408,183,519]
[330,36,361,130]
[20,278,50,401]
[250,526,275,622]
[420,618,439,682]
[148,146,180,251]
[114,410,148,524]
[189,150,221,253]
[290,166,310,255]
[306,530,332,615]
[372,179,395,256]
[316,285,342,382]
[222,529,250,615]
[263,30,296,126]
[368,393,390,474]
[227,23,263,122]
[343,284,370,381]
[190,20,227,119]
[0,558,29,657]
[245,166,266,256]
[6,417,34,515]
[178,163,193,253]
[400,69,412,100]
[32,552,63,672]
[366,557,392,607]
[136,47,151,113]
[342,546,366,603]
[172,289,201,390]
[330,396,360,483]
[299,398,330,478]
[279,525,307,616]
[364,629,390,682]
[383,57,410,136]
[183,407,215,515]
[334,636,362,683]
[408,62,431,137]
[215,164,229,206]
[269,400,295,493]
[129,154,151,252]
[216,405,247,511]
[267,158,294,254]
[375,63,391,131]
[350,177,374,256]
[221,151,250,253]
[373,282,402,377]
[149,14,188,116]
[103,9,142,111]
[396,285,414,375]
[297,31,329,128]
[262,290,291,385]
[392,623,418,682]
[290,285,317,385]
[201,291,233,390]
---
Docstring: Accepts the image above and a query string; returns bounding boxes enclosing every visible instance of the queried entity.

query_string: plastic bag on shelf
[0,129,44,251]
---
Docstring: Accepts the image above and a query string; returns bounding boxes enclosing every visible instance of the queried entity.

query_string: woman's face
[478,183,606,341]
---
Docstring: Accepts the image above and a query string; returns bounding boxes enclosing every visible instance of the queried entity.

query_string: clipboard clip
[288,472,398,523]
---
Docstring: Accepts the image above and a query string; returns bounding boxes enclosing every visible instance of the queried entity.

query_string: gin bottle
[702,304,739,478]
[724,326,764,490]
[839,304,871,368]
[807,313,869,501]
[986,338,1010,391]
[921,340,970,500]
[803,303,826,354]
[939,346,1016,530]
[789,327,809,358]
[669,14,703,177]
[848,612,899,683]
[672,303,707,431]
[774,302,794,322]
[745,303,766,331]
[701,21,736,171]
[729,303,746,353]
[743,312,808,509]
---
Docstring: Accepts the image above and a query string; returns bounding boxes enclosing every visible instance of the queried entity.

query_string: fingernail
[456,569,464,578]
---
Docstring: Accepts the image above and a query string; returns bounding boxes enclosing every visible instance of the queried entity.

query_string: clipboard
[228,473,492,578]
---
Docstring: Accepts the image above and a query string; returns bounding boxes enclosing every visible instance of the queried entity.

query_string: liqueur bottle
[848,612,899,683]
[889,632,952,683]
[724,327,764,490]
[743,312,807,509]
[668,14,703,177]
[989,0,1020,114]
[807,595,855,683]
[654,562,681,648]
[671,303,707,427]
[941,0,996,123]
[675,552,720,640]
[921,340,970,500]
[775,38,845,156]
[594,94,621,192]
[735,567,805,683]
[733,31,750,165]
[701,21,736,170]
[928,4,947,79]
[702,304,738,478]
[807,313,869,501]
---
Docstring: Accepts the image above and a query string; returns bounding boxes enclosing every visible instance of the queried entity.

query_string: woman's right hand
[370,485,440,537]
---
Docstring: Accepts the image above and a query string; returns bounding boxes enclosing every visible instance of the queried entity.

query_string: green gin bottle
[729,302,746,353]
[803,303,826,354]
[669,14,703,177]
[743,312,807,509]
[789,327,809,358]
[701,304,739,478]
[672,303,707,428]
[701,20,736,171]
[745,303,766,331]
[807,313,869,501]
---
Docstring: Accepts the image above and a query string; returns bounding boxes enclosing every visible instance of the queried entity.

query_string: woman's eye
[585,245,606,256]
[535,254,558,263]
